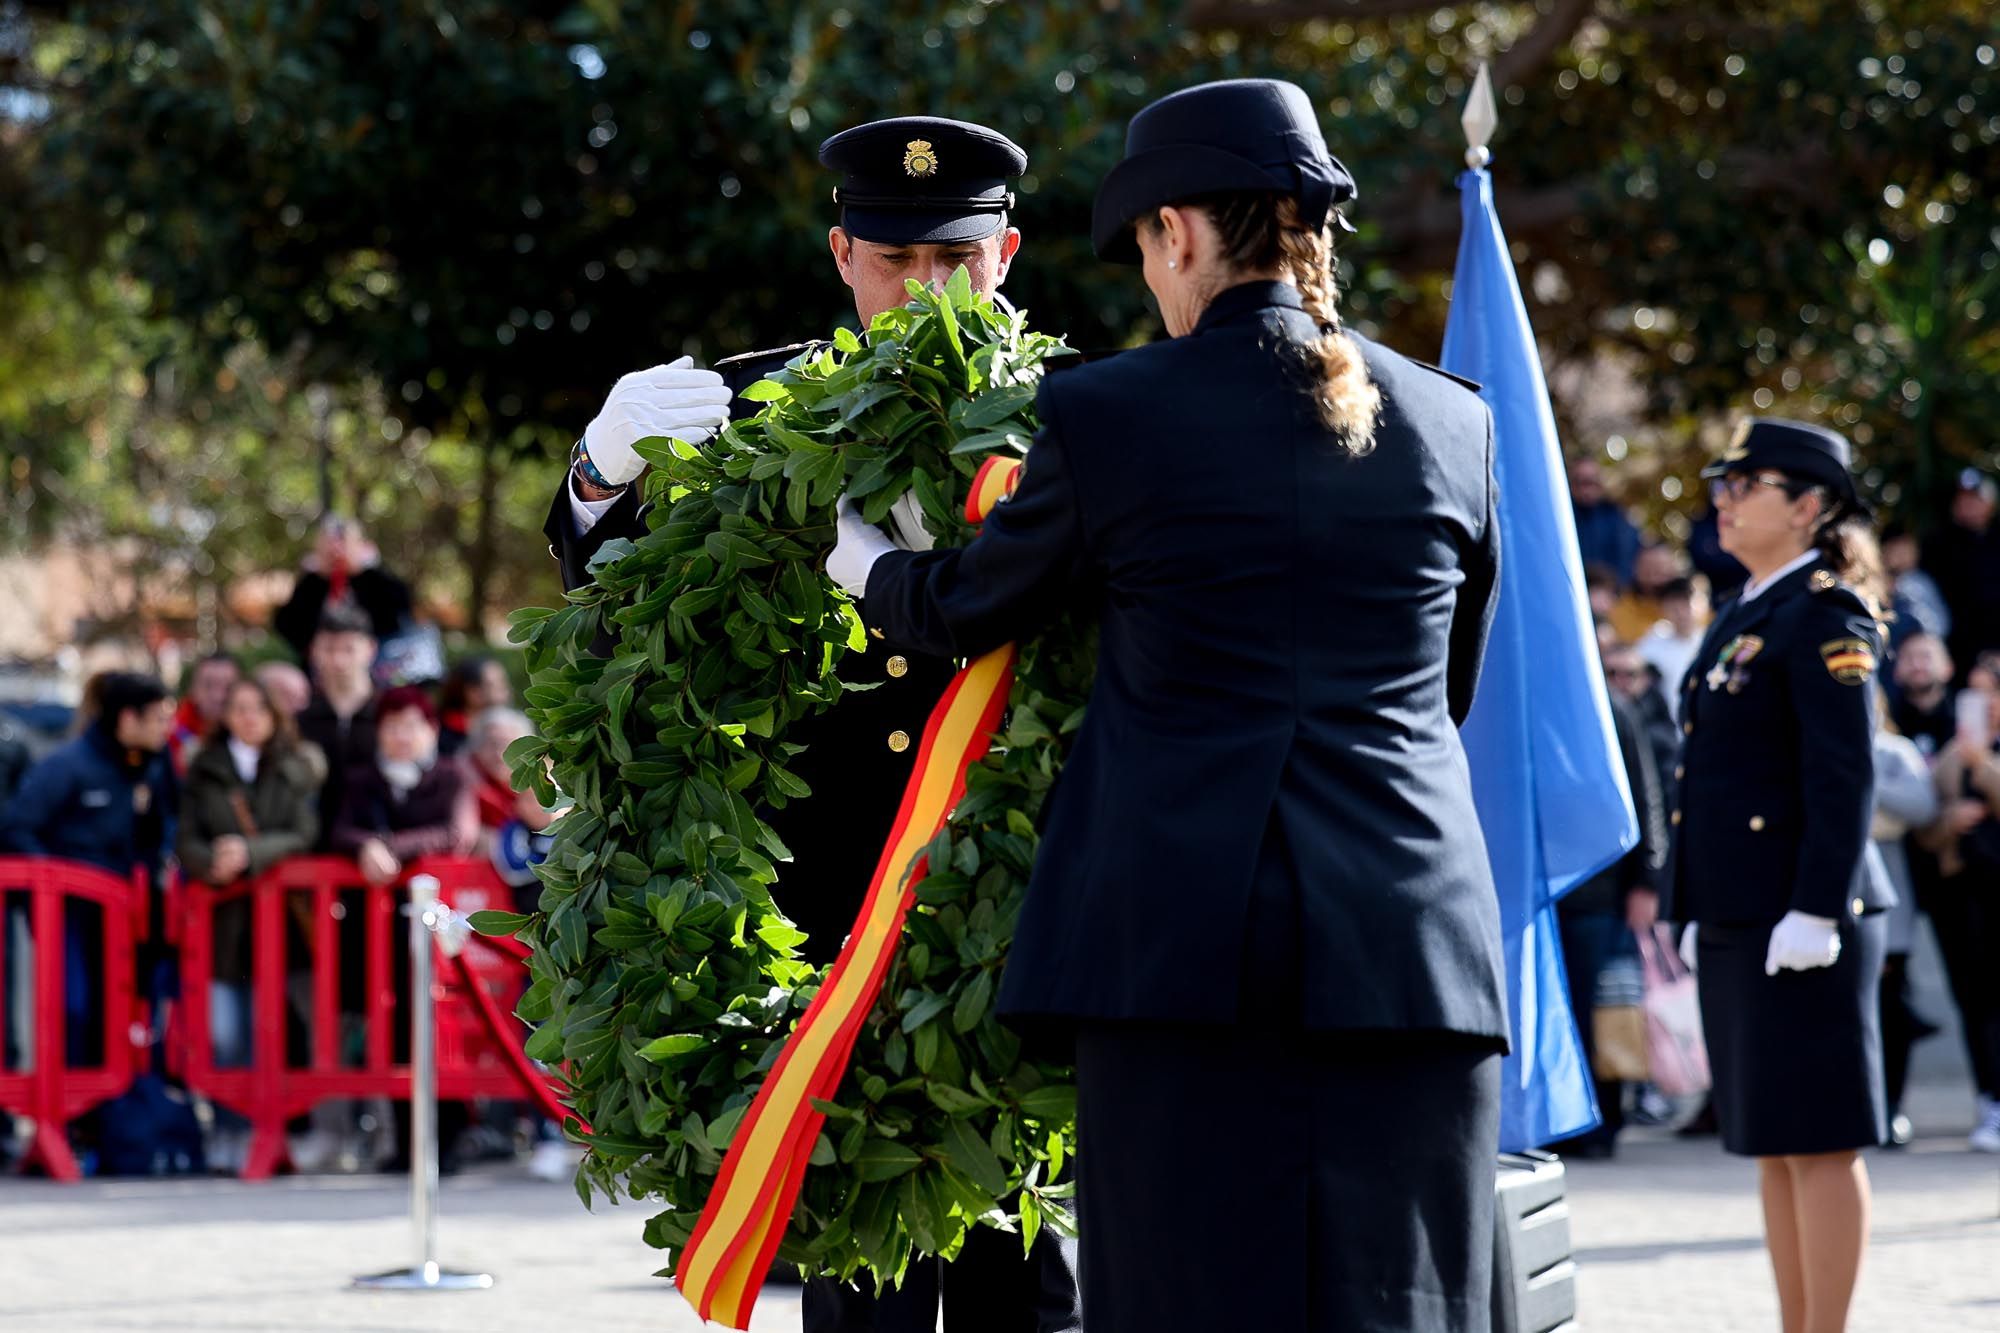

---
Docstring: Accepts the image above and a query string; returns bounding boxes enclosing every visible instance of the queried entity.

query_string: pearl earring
[1167,260,1178,270]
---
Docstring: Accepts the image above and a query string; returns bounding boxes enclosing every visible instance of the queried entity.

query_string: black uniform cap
[819,116,1027,246]
[1702,417,1867,513]
[1091,78,1358,264]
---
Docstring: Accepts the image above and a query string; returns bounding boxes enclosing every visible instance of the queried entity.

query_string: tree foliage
[5,0,1996,574]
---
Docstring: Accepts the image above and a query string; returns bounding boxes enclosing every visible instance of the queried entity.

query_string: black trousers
[1916,864,2000,1097]
[801,1224,1079,1333]
[1075,1022,1500,1333]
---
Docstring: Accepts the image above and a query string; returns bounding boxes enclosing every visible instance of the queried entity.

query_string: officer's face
[829,228,1021,323]
[1714,470,1818,562]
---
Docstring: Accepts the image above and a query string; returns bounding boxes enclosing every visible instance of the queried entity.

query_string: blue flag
[1442,166,1639,1152]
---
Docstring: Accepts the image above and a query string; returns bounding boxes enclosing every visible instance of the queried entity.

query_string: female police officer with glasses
[1668,418,1889,1333]
[832,78,1507,1332]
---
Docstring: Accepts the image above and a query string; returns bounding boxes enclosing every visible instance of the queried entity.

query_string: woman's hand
[357,838,401,887]
[209,834,250,883]
[1945,798,1989,838]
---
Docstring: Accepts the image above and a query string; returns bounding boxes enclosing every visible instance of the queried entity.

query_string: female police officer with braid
[831,79,1507,1332]
[1668,418,1889,1333]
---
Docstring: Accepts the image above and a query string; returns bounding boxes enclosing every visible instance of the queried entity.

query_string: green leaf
[941,1117,1007,1195]
[899,1171,946,1254]
[956,382,1036,430]
[951,969,994,1033]
[741,378,790,402]
[853,1138,924,1182]
[1017,1085,1077,1123]
[900,992,951,1033]
[913,1021,940,1074]
[636,1033,709,1062]
[943,263,974,308]
[524,1020,564,1064]
[468,909,532,937]
[705,1106,746,1152]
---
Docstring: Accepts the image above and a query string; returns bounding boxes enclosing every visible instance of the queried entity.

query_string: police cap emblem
[903,139,938,178]
[1723,418,1753,462]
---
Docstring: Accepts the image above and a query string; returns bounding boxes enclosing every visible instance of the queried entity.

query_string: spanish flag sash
[675,455,1024,1327]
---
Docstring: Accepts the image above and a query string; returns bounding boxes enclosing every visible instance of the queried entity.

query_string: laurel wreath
[479,271,1085,1287]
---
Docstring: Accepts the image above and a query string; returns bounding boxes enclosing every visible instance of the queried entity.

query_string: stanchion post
[352,874,493,1292]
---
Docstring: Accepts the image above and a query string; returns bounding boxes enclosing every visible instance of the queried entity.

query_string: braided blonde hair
[1145,191,1380,455]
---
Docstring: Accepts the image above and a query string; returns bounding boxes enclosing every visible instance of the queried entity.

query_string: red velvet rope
[447,947,589,1133]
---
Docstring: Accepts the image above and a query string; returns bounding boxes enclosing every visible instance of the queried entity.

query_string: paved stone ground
[1566,1077,2000,1332]
[4,930,1997,1331]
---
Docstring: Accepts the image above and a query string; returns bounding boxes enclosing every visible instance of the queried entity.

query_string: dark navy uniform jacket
[864,281,1509,1043]
[1663,561,1886,926]
[542,344,957,963]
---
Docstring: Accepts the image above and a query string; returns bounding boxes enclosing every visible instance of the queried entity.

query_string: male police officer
[543,117,1079,1333]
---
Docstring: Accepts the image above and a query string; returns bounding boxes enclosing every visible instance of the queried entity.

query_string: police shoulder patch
[1819,637,1876,685]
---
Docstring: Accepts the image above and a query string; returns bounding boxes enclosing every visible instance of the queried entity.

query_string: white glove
[827,495,900,598]
[1678,923,1698,974]
[1764,910,1841,976]
[886,492,936,552]
[581,356,733,487]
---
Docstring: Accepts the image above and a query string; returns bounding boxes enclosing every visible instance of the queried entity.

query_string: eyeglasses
[1710,472,1795,505]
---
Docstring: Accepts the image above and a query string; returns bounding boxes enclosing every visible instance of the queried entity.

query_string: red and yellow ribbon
[676,455,1024,1328]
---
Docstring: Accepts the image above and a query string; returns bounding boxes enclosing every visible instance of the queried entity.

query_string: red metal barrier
[0,858,142,1181]
[175,854,566,1180]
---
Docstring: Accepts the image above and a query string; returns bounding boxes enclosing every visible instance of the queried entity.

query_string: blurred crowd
[0,517,570,1180]
[5,465,2000,1179]
[1561,458,2000,1157]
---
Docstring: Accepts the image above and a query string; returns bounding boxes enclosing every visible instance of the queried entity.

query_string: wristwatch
[570,439,627,499]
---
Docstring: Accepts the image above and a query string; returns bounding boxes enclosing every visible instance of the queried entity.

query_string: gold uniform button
[1749,816,1766,831]
[1852,897,1866,916]
[1670,810,1682,826]
[886,655,909,678]
[1674,765,1685,781]
[887,730,911,753]
[869,626,885,640]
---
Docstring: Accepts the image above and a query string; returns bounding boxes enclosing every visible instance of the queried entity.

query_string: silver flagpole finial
[1462,62,1497,169]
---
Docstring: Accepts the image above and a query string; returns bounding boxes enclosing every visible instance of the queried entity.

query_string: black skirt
[1696,913,1888,1157]
[1074,1022,1501,1333]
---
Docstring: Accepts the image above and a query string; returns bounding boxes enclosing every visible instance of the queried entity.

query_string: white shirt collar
[1739,548,1821,604]
[226,737,261,784]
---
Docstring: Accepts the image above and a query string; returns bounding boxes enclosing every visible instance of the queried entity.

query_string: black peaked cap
[819,116,1027,245]
[1702,416,1866,512]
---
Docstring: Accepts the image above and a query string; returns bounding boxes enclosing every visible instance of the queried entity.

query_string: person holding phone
[1665,417,1889,1333]
[1926,679,2000,1152]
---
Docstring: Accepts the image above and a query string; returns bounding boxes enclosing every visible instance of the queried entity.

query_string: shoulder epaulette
[1407,357,1483,394]
[1805,568,1875,616]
